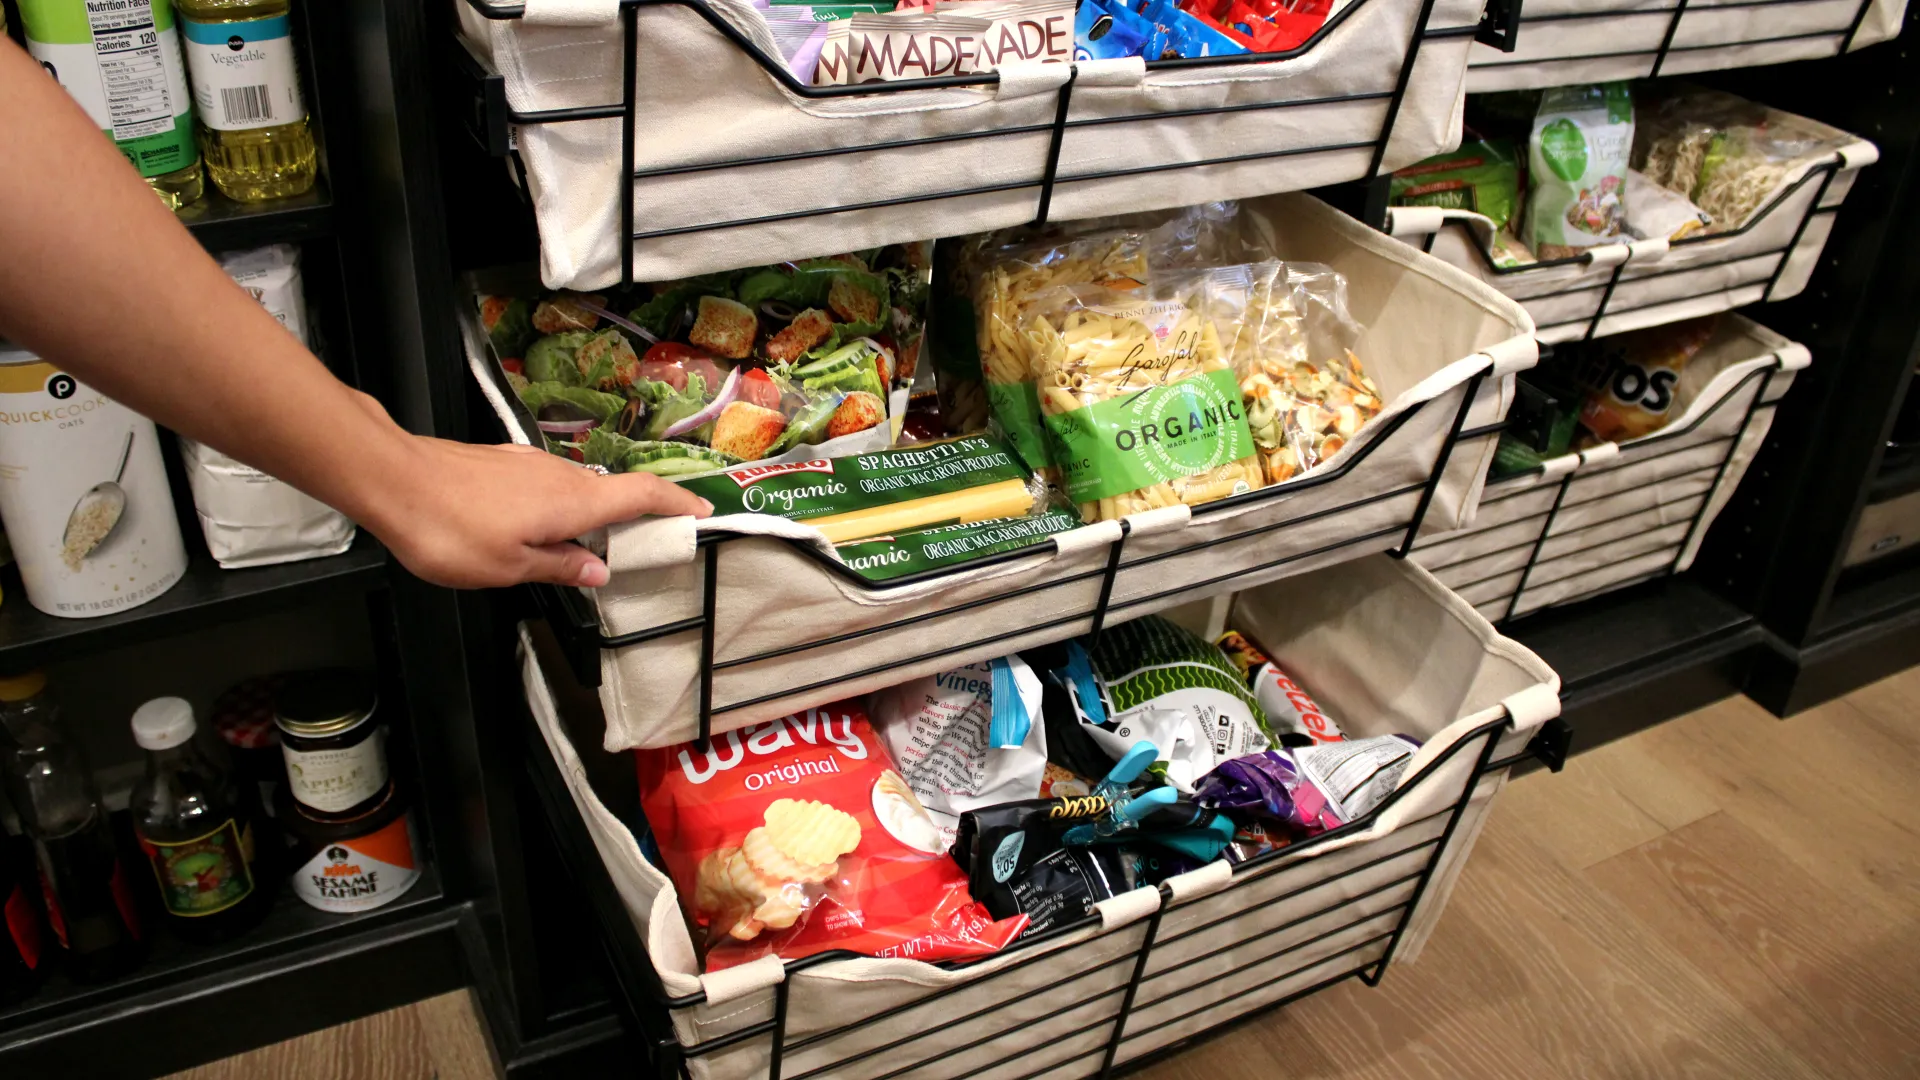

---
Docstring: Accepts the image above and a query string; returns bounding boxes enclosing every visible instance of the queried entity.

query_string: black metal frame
[1465,0,1880,78]
[516,361,1489,753]
[1389,153,1851,342]
[1414,359,1792,625]
[520,646,1571,1080]
[455,0,1492,286]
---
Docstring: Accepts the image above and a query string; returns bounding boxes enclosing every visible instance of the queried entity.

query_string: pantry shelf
[177,180,335,254]
[0,536,387,671]
[0,863,462,1079]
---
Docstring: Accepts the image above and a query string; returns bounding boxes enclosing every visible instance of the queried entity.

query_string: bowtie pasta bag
[1228,263,1384,485]
[974,233,1151,475]
[1026,280,1266,522]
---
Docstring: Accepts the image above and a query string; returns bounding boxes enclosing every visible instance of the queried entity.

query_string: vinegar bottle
[0,673,146,982]
[172,0,316,202]
[129,697,273,943]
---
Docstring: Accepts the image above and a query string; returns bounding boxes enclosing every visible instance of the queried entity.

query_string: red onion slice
[661,366,742,440]
[537,418,600,436]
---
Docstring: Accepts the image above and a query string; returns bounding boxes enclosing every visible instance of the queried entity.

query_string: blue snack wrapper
[1143,0,1248,56]
[1075,0,1152,60]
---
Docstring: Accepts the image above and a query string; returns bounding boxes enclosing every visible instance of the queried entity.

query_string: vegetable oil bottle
[173,0,315,202]
[18,0,206,210]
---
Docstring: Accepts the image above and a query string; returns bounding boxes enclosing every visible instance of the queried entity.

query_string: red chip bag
[636,702,1028,970]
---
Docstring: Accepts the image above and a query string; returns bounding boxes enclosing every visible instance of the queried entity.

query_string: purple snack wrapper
[1194,749,1344,837]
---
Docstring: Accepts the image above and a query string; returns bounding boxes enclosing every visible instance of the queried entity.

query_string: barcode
[220,84,273,124]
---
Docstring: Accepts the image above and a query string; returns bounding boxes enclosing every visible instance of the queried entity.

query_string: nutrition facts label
[86,2,177,142]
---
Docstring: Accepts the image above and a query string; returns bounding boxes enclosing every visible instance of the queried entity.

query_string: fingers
[521,541,612,588]
[586,470,714,527]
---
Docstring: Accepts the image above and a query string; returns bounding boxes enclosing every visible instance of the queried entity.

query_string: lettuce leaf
[518,381,627,424]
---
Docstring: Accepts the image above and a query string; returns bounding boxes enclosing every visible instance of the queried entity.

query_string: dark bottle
[1,838,47,1005]
[0,672,145,982]
[129,697,273,943]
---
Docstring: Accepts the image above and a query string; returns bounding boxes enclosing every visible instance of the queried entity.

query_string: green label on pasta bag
[833,507,1083,582]
[677,433,1028,521]
[1047,368,1256,504]
[986,380,1054,471]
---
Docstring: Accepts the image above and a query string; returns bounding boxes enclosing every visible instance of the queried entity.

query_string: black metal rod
[1649,0,1692,77]
[695,542,718,754]
[1584,260,1628,341]
[1503,473,1572,626]
[1393,371,1487,557]
[1364,0,1438,180]
[1098,903,1167,1080]
[1140,885,1420,993]
[1086,525,1129,655]
[1423,477,1720,577]
[1840,0,1876,50]
[768,980,790,1080]
[1033,68,1079,228]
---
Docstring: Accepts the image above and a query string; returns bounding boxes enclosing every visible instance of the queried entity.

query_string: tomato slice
[500,358,524,375]
[737,369,783,411]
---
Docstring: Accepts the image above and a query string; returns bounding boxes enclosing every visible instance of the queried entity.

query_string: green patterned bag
[1065,616,1275,791]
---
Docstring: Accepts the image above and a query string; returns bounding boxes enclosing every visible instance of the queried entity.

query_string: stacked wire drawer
[518,557,1568,1080]
[1412,316,1807,622]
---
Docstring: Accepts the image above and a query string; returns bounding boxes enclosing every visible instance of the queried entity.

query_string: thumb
[521,541,612,588]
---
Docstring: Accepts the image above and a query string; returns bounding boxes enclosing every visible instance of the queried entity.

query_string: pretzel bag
[636,702,1029,970]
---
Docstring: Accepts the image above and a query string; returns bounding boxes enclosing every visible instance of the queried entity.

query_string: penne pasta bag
[1028,282,1265,522]
[973,232,1149,474]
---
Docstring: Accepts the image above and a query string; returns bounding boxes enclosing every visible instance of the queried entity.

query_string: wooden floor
[174,668,1920,1080]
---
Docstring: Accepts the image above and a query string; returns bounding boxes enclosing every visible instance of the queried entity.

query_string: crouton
[710,402,790,460]
[764,309,835,363]
[826,391,885,440]
[828,277,882,327]
[689,295,757,359]
[531,291,606,334]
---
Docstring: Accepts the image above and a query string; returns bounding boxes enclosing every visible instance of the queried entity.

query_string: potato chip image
[760,798,861,867]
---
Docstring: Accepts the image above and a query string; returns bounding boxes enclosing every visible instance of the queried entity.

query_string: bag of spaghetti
[1027,279,1265,522]
[1210,262,1383,485]
[973,231,1150,476]
[1633,87,1850,236]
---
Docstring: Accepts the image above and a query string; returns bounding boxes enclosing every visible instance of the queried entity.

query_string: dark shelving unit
[0,538,386,669]
[177,181,336,253]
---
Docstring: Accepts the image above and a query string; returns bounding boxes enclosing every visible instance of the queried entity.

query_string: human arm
[0,38,705,588]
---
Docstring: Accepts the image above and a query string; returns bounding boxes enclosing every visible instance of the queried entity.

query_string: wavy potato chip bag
[636,702,1027,970]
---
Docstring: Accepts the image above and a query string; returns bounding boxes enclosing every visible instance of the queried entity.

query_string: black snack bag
[954,796,1133,937]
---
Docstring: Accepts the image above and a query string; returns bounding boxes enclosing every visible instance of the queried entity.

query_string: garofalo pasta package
[1028,282,1265,522]
[973,232,1150,475]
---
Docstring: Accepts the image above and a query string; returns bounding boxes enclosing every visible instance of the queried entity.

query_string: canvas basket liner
[465,192,1539,751]
[518,553,1562,1080]
[1410,314,1806,622]
[456,0,1484,290]
[1384,109,1875,346]
[1464,0,1910,93]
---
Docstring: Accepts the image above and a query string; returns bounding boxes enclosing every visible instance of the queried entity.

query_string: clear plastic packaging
[1027,280,1265,521]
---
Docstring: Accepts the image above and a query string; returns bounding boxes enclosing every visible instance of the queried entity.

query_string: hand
[365,437,712,589]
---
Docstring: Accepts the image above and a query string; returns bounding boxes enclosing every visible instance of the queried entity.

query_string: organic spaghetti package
[636,702,1028,970]
[1028,281,1265,521]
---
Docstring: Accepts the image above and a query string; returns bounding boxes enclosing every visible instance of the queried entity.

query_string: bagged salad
[1524,83,1634,261]
[476,244,930,478]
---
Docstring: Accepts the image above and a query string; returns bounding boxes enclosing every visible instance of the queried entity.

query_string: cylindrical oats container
[0,348,188,618]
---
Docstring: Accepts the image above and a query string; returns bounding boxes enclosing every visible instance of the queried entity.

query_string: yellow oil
[175,0,316,202]
[149,160,208,211]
